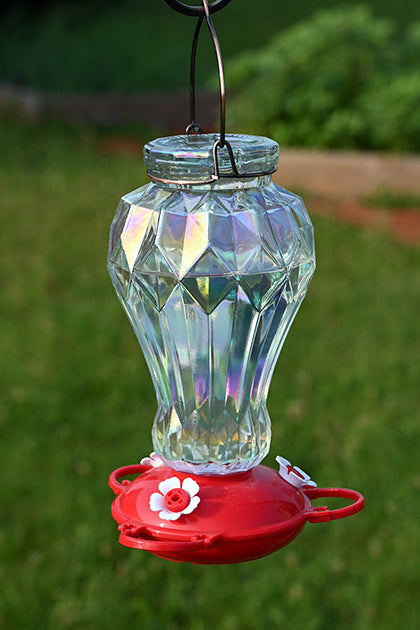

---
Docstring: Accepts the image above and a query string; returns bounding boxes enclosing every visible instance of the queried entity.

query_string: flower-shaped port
[276,455,317,489]
[140,452,163,468]
[149,477,200,521]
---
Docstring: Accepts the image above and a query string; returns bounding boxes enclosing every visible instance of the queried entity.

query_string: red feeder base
[109,462,364,564]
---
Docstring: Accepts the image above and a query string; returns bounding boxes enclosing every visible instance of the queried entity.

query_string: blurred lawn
[1,0,420,91]
[1,119,419,629]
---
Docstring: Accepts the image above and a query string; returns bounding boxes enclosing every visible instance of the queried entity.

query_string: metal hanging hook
[163,0,232,17]
[185,0,227,148]
[185,15,204,135]
[149,0,277,185]
[169,0,238,175]
[201,0,227,146]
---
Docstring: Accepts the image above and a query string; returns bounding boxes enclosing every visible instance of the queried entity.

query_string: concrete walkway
[2,83,419,244]
[274,149,420,197]
[0,83,219,133]
[2,82,419,198]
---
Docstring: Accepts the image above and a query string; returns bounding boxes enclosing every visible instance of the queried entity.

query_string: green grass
[1,0,420,91]
[1,119,419,629]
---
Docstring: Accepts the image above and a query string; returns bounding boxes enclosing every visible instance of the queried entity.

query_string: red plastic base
[109,462,364,564]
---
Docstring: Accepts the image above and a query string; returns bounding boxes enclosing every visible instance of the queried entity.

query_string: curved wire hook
[152,0,277,185]
[163,0,232,17]
[202,0,227,145]
[186,15,204,135]
[185,0,227,148]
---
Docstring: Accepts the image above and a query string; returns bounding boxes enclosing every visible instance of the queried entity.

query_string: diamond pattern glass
[108,134,315,474]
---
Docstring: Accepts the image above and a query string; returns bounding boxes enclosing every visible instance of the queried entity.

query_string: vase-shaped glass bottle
[108,134,315,474]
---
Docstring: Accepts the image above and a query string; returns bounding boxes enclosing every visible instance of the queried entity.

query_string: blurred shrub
[361,72,420,151]
[226,5,420,151]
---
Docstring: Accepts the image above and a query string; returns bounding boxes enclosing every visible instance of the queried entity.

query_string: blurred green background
[1,0,420,92]
[2,2,420,150]
[1,1,419,629]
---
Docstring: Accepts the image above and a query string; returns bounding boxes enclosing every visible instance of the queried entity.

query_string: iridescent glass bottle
[107,133,315,474]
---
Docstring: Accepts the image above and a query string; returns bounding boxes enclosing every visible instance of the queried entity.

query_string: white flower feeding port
[150,478,201,521]
[107,0,364,564]
[276,456,317,489]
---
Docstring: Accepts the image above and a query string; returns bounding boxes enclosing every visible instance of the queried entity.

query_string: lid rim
[144,133,279,183]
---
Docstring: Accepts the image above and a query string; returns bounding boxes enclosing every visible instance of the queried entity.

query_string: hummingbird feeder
[107,0,364,564]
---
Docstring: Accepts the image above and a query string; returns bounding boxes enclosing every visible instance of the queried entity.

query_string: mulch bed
[309,195,420,247]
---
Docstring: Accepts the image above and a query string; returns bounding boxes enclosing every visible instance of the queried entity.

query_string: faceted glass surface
[108,134,315,474]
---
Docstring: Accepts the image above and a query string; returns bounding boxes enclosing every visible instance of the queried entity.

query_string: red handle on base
[304,487,365,523]
[118,523,218,552]
[109,464,150,495]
